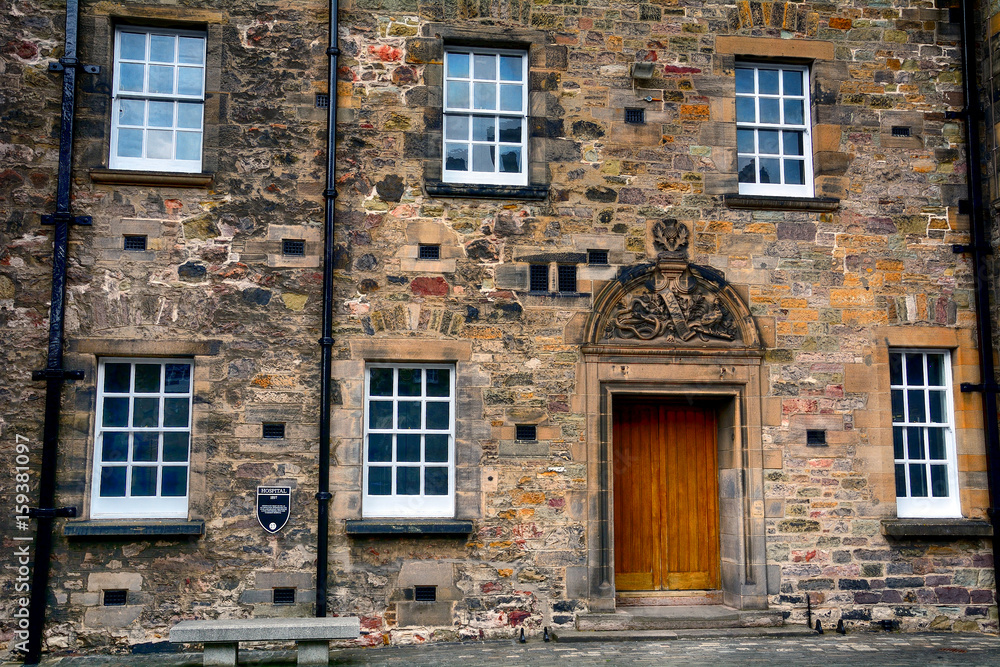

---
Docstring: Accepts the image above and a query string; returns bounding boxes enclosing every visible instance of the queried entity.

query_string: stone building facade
[2,0,998,656]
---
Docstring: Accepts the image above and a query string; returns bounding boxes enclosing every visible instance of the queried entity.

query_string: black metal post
[956,0,1000,607]
[24,0,87,661]
[316,0,340,618]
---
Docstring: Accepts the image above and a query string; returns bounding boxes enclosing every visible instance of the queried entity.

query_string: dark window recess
[625,108,645,124]
[262,422,286,439]
[315,93,330,108]
[588,249,609,265]
[418,244,441,260]
[414,586,437,602]
[273,587,296,604]
[515,424,537,442]
[282,239,306,256]
[891,126,911,137]
[529,264,548,292]
[123,235,147,252]
[557,265,577,293]
[103,590,128,607]
[806,430,827,446]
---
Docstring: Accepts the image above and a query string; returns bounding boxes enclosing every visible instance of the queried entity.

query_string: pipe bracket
[32,369,85,381]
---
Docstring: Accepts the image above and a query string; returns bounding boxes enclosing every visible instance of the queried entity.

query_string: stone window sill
[425,182,548,200]
[880,518,993,539]
[345,519,474,535]
[64,519,205,538]
[723,193,839,212]
[90,168,214,188]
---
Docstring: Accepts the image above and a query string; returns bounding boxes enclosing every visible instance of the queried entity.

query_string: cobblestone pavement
[24,633,1000,667]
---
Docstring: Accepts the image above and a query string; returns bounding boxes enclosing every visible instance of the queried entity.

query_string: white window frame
[91,358,194,519]
[110,26,206,173]
[443,47,529,186]
[362,363,456,518]
[735,62,813,197]
[890,349,962,518]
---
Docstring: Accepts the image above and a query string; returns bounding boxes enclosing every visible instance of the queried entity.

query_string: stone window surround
[62,338,221,535]
[80,6,226,188]
[416,24,553,201]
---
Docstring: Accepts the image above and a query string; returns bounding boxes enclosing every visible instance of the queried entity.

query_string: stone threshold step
[554,626,816,643]
[576,606,784,631]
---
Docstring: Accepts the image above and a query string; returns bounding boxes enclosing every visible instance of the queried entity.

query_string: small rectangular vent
[557,265,577,293]
[103,590,128,607]
[273,587,296,604]
[282,239,306,256]
[588,249,609,265]
[315,93,330,108]
[891,126,911,137]
[806,430,827,447]
[516,424,537,442]
[625,108,645,124]
[414,586,437,602]
[123,235,147,252]
[418,244,441,260]
[262,422,286,439]
[529,264,548,292]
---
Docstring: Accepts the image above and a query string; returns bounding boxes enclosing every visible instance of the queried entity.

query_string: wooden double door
[613,399,720,591]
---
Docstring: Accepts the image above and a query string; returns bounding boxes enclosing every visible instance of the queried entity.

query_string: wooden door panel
[614,400,719,592]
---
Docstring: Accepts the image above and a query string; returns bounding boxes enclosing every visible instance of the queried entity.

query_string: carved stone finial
[652,218,689,258]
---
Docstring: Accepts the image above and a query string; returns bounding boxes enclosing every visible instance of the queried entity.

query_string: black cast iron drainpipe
[24,0,98,661]
[954,0,1000,606]
[316,0,340,617]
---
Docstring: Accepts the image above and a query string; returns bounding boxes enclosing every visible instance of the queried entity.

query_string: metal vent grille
[891,126,911,137]
[414,586,437,602]
[262,422,286,439]
[103,590,127,607]
[557,265,577,293]
[806,430,827,446]
[515,424,537,442]
[273,587,296,604]
[282,239,306,256]
[418,244,441,260]
[624,108,645,124]
[123,235,147,252]
[588,249,608,265]
[529,264,548,292]
[315,93,330,108]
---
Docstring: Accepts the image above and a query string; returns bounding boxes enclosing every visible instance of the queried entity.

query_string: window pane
[905,353,924,385]
[426,402,450,430]
[397,467,420,495]
[163,432,189,462]
[892,426,904,459]
[736,97,755,123]
[133,398,159,427]
[758,69,779,94]
[165,363,191,392]
[117,129,143,157]
[177,102,202,129]
[425,434,448,462]
[135,363,161,392]
[758,130,779,154]
[119,63,145,92]
[759,98,780,124]
[473,54,495,80]
[784,159,805,185]
[178,37,204,64]
[735,68,754,93]
[472,144,495,172]
[927,354,945,386]
[447,52,469,78]
[889,352,903,385]
[148,65,174,94]
[131,466,157,496]
[177,67,203,96]
[473,82,496,110]
[164,397,189,427]
[891,389,904,421]
[500,84,522,111]
[397,434,420,462]
[737,129,754,153]
[928,390,946,423]
[100,467,127,497]
[759,157,779,183]
[927,428,946,460]
[368,434,392,462]
[472,116,495,142]
[369,401,393,429]
[500,55,522,81]
[149,34,174,63]
[783,69,803,96]
[161,466,187,496]
[105,363,131,392]
[909,463,928,497]
[398,401,421,429]
[447,81,469,108]
[783,99,804,125]
[426,368,450,397]
[907,389,926,422]
[147,101,173,128]
[445,115,469,140]
[119,99,145,126]
[133,432,158,461]
[906,427,924,459]
[425,467,448,495]
[103,397,129,427]
[783,131,803,156]
[102,432,129,462]
[894,463,907,497]
[397,368,422,396]
[445,144,468,171]
[499,147,521,173]
[930,465,949,497]
[120,32,146,60]
[737,156,755,183]
[368,467,391,495]
[147,130,173,159]
[499,118,521,143]
[370,368,393,396]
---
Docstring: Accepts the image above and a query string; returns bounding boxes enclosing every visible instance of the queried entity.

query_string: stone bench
[170,617,361,666]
